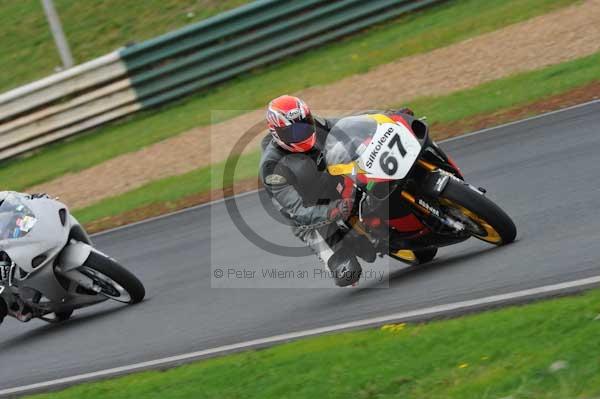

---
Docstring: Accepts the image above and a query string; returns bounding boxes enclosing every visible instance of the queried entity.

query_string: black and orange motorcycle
[324,113,516,265]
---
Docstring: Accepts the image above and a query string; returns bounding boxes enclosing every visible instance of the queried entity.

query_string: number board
[358,122,421,180]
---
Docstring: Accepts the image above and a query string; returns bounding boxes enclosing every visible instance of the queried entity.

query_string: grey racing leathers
[259,116,364,286]
[260,116,337,228]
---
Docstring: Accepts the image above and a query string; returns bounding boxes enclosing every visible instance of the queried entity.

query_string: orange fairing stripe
[389,114,416,137]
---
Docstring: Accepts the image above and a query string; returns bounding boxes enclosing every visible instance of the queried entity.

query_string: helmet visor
[274,115,316,145]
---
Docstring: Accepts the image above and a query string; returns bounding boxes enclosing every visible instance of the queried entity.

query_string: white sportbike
[0,192,144,324]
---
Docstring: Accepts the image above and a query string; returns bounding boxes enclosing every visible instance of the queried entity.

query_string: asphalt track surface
[1,102,600,392]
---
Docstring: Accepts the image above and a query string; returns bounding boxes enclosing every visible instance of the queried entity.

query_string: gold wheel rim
[440,199,502,244]
[391,249,417,262]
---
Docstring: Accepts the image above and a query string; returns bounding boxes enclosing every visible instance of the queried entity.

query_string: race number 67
[379,134,407,175]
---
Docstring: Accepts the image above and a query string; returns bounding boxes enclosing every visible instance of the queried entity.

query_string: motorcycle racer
[0,190,145,326]
[260,95,414,286]
[0,191,52,323]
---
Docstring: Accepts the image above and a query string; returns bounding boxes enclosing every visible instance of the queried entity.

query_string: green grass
[74,50,600,224]
[28,288,600,399]
[0,0,579,192]
[0,0,248,93]
[406,52,600,125]
[74,151,261,224]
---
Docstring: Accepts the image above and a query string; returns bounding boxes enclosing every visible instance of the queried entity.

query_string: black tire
[54,309,73,321]
[83,252,145,304]
[440,180,516,245]
[414,248,438,264]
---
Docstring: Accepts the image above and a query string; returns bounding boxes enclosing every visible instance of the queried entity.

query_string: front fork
[0,252,101,322]
[348,159,465,247]
[400,159,472,234]
[0,262,35,322]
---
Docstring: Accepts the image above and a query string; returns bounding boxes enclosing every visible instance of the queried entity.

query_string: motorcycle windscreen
[325,115,379,165]
[325,114,421,179]
[0,192,37,240]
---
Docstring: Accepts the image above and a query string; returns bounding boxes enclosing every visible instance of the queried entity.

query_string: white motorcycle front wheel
[79,252,145,304]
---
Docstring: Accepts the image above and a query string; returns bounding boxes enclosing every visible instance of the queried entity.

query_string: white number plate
[358,122,421,179]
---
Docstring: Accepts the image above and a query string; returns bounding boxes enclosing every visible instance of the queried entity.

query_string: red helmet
[266,95,316,153]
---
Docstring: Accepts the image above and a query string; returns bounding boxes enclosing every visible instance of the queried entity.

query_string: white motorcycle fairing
[0,193,104,309]
[356,119,422,180]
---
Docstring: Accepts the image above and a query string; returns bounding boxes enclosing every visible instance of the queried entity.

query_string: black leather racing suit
[259,115,367,286]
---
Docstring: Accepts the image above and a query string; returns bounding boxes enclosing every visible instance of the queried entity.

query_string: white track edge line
[3,274,600,396]
[93,99,599,237]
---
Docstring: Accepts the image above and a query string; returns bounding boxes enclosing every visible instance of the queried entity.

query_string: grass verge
[405,50,600,126]
[0,0,579,191]
[0,0,248,93]
[75,51,600,230]
[28,288,600,399]
[75,152,261,225]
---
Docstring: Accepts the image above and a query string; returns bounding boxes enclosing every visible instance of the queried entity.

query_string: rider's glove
[327,198,354,222]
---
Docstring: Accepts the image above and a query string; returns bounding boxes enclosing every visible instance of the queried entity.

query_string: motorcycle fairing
[357,114,422,180]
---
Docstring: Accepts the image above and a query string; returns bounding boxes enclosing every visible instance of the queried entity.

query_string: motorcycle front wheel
[439,180,516,245]
[80,252,145,304]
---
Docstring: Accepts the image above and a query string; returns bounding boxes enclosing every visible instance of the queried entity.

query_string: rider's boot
[328,249,362,287]
[299,226,362,287]
[346,233,377,263]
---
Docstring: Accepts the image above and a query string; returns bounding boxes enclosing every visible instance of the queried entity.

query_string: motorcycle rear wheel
[440,180,516,245]
[80,252,145,304]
